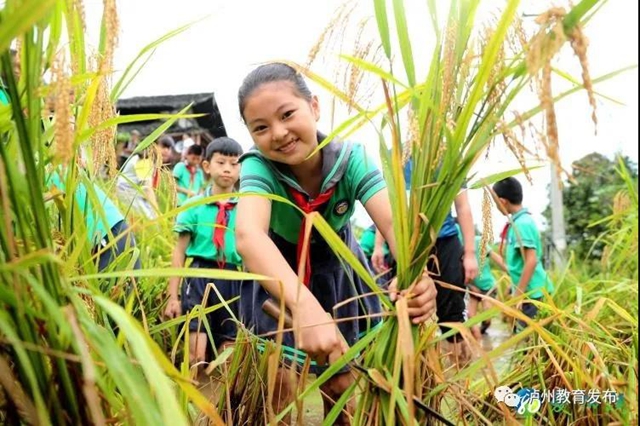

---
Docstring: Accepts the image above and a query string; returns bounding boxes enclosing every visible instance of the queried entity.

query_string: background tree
[543,152,638,263]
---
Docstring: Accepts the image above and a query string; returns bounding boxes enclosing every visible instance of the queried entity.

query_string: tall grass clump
[481,165,638,425]
[266,0,635,424]
[0,1,241,424]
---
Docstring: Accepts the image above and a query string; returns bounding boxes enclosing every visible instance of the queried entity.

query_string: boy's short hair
[157,135,175,149]
[186,144,203,156]
[493,177,523,205]
[205,137,243,161]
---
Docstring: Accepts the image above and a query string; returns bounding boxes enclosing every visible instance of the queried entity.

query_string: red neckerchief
[152,168,160,189]
[288,186,335,287]
[499,222,510,257]
[212,201,236,269]
[499,210,531,256]
[186,164,197,186]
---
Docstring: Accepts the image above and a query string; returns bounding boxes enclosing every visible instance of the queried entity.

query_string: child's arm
[454,191,478,283]
[489,250,507,272]
[364,189,437,324]
[371,228,388,273]
[364,190,396,258]
[164,233,191,319]
[175,184,195,197]
[173,164,195,197]
[236,195,347,365]
[514,247,537,296]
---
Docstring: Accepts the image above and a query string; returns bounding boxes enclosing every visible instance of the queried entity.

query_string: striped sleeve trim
[355,170,381,198]
[173,224,193,234]
[240,174,275,194]
[357,171,386,203]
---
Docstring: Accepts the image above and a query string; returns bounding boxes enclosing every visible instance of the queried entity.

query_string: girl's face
[242,81,320,165]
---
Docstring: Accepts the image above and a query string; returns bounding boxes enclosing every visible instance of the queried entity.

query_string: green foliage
[542,152,637,263]
[486,184,638,424]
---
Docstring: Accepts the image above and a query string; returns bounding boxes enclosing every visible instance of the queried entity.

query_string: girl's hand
[293,297,347,366]
[164,298,182,319]
[389,273,438,324]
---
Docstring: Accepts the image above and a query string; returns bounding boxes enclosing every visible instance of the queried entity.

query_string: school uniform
[428,213,467,342]
[173,162,205,206]
[502,208,554,331]
[239,135,385,373]
[48,170,141,272]
[174,187,242,347]
[0,87,8,105]
[470,236,497,299]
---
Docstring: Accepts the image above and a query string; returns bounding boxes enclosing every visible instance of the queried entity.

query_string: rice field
[0,0,637,425]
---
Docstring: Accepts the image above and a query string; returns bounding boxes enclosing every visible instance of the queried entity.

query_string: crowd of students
[15,62,554,424]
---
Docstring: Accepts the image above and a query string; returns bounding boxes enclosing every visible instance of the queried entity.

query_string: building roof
[116,92,227,138]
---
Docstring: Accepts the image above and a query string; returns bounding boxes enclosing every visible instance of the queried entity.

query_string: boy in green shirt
[172,144,205,206]
[47,167,141,273]
[493,177,554,333]
[164,137,243,372]
[466,234,506,339]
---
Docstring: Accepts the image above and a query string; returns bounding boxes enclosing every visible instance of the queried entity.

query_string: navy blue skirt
[181,258,242,348]
[240,224,382,374]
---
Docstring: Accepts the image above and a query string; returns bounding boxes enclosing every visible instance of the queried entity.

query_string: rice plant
[274,0,634,424]
[1,0,636,425]
[0,1,246,424]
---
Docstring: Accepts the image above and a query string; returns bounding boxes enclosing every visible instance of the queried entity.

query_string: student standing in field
[173,144,205,206]
[465,231,507,340]
[47,167,141,273]
[493,177,554,333]
[234,63,437,424]
[164,137,244,372]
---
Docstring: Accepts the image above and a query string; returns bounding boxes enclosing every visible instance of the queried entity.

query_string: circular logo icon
[334,199,350,216]
[516,388,541,415]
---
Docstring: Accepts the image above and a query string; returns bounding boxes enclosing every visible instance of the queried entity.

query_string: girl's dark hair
[186,144,203,156]
[238,62,312,121]
[205,137,243,161]
[493,177,523,205]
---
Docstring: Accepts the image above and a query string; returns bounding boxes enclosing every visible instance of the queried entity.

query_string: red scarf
[499,222,510,257]
[499,210,531,256]
[152,169,160,189]
[212,201,236,269]
[186,164,197,186]
[288,186,335,287]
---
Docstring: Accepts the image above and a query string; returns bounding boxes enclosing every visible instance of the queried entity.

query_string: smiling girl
[235,63,437,424]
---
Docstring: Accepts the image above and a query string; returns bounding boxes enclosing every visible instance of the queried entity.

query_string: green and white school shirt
[47,169,124,246]
[174,187,242,265]
[504,208,554,299]
[173,162,206,206]
[239,138,386,242]
[473,236,496,291]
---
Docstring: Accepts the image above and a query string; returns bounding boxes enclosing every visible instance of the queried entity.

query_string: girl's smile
[242,81,320,166]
